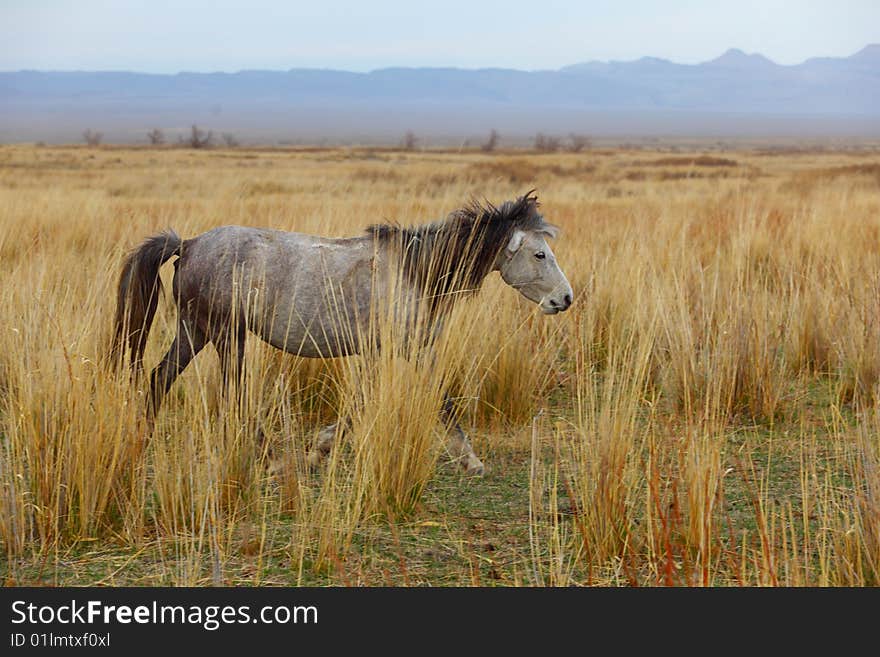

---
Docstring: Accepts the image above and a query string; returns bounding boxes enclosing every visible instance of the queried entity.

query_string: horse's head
[495,224,573,314]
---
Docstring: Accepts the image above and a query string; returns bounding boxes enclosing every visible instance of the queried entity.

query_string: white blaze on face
[499,229,573,314]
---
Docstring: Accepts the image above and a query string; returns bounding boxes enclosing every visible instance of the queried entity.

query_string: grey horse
[111,191,572,474]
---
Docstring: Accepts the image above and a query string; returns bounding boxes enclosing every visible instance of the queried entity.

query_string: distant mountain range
[560,45,879,114]
[1,46,878,143]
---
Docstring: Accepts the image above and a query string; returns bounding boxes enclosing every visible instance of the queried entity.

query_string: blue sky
[2,0,877,72]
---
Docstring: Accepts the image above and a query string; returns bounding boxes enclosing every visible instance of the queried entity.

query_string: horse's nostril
[564,294,572,307]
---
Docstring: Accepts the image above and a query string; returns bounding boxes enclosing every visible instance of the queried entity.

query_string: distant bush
[401,131,418,151]
[569,133,592,152]
[82,129,103,147]
[481,129,499,153]
[181,124,213,149]
[534,133,561,152]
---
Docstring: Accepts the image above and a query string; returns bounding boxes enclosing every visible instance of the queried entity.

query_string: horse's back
[175,225,380,357]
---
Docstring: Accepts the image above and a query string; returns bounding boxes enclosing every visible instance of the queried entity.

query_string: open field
[1,143,879,586]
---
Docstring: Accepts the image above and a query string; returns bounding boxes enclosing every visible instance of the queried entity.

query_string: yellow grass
[1,143,879,585]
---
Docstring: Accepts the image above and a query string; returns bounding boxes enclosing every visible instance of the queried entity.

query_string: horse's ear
[506,230,525,254]
[541,224,560,240]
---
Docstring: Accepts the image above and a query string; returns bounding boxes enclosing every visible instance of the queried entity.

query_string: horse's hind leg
[148,318,207,423]
[441,394,485,475]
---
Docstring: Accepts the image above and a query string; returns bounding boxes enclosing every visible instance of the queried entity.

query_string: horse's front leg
[307,418,351,468]
[441,394,485,475]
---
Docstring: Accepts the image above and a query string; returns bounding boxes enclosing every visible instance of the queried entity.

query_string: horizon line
[2,43,876,77]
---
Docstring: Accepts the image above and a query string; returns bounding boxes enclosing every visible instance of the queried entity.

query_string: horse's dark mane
[368,191,555,312]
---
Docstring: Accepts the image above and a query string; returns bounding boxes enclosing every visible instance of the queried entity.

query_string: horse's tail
[110,230,182,375]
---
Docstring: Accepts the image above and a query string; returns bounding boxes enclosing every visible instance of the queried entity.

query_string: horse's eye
[535,251,546,260]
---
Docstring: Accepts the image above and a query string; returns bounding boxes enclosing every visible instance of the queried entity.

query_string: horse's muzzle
[544,292,572,314]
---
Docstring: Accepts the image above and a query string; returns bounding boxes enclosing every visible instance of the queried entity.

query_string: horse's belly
[249,300,364,358]
[259,324,361,358]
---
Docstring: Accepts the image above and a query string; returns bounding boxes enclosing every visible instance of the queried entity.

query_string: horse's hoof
[464,457,485,476]
[267,458,283,476]
[307,450,324,469]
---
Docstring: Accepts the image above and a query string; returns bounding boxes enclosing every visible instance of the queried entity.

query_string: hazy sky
[2,1,877,73]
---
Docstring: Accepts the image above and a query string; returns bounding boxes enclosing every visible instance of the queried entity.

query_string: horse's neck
[422,232,496,292]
